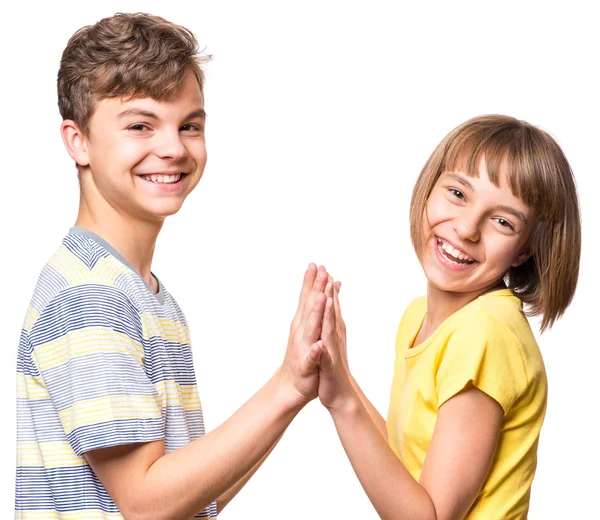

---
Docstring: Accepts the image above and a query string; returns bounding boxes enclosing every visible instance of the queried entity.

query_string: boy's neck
[75,208,163,293]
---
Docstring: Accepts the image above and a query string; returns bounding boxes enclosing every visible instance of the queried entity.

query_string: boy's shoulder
[24,230,142,334]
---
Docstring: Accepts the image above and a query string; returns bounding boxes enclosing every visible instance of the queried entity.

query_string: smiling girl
[316,115,581,519]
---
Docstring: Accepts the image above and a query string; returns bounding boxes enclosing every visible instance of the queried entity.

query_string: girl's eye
[448,188,465,200]
[495,217,515,231]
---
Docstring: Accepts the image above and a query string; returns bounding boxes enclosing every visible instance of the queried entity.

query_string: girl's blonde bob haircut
[410,115,581,331]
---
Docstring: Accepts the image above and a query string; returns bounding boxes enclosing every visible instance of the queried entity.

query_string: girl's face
[421,156,536,297]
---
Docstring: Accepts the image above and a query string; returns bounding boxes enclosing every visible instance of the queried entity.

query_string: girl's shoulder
[455,289,534,345]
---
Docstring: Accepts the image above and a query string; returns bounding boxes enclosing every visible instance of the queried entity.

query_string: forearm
[217,433,283,513]
[330,395,437,520]
[350,375,387,439]
[136,371,301,519]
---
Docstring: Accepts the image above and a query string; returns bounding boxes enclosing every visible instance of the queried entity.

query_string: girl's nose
[454,213,481,243]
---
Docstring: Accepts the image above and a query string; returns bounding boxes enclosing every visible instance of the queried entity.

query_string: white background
[2,1,598,517]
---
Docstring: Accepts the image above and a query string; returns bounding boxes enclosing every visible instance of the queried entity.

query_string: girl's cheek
[424,197,447,227]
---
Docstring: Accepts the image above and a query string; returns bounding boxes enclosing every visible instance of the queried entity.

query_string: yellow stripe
[48,246,89,285]
[58,394,162,435]
[140,312,190,343]
[23,305,40,332]
[90,255,131,284]
[154,381,202,411]
[16,510,124,519]
[17,441,86,468]
[17,372,50,400]
[33,327,144,372]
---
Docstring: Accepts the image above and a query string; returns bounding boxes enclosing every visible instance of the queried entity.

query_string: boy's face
[78,70,206,222]
[420,156,536,297]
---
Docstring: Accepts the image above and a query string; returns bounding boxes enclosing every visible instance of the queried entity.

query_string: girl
[316,115,581,519]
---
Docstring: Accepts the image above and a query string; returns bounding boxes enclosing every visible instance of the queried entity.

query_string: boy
[16,13,329,519]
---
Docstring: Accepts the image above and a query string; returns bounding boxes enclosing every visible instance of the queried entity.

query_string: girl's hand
[332,279,348,370]
[317,278,357,412]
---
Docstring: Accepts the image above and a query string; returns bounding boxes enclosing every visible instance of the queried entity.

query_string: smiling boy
[16,13,328,519]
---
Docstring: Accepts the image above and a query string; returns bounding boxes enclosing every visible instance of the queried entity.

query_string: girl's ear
[60,120,90,167]
[512,246,532,267]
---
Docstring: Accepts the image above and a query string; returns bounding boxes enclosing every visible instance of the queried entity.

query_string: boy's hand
[318,278,357,412]
[279,264,329,406]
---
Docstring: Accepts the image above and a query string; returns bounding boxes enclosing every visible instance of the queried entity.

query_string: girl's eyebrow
[442,172,528,224]
[442,172,474,190]
[497,205,528,225]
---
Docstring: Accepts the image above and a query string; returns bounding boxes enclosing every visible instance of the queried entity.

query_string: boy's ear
[512,246,532,267]
[60,120,90,167]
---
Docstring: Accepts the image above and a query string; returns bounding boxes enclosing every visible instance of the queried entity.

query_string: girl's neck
[418,280,506,344]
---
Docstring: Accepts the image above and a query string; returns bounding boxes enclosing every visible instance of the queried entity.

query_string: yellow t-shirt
[387,289,547,519]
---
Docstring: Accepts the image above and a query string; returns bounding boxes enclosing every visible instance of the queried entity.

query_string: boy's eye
[128,123,150,131]
[181,123,203,133]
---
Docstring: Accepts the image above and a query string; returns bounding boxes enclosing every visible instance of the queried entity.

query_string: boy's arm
[216,433,282,513]
[85,265,329,520]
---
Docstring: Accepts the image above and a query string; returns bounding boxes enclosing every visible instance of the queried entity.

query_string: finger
[333,280,343,322]
[321,294,336,346]
[303,291,326,343]
[313,265,328,293]
[301,341,323,373]
[299,263,317,308]
[325,279,334,300]
[326,277,334,298]
[299,265,329,325]
[292,264,317,329]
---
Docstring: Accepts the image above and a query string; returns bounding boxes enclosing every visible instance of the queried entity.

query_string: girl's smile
[420,157,535,299]
[434,236,479,270]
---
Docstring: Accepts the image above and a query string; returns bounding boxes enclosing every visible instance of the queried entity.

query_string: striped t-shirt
[16,227,217,519]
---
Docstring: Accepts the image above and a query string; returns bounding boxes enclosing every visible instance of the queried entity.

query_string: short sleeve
[435,311,528,414]
[29,284,164,456]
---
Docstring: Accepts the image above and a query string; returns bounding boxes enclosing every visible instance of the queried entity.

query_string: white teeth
[437,238,474,264]
[142,173,182,184]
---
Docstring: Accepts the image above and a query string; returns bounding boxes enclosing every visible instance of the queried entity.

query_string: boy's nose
[154,131,188,161]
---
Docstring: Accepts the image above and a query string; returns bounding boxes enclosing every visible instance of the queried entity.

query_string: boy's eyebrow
[185,108,206,120]
[117,108,159,120]
[442,172,528,224]
[117,108,206,120]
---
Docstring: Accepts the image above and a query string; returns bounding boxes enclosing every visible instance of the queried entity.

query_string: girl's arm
[318,283,503,520]
[331,280,387,440]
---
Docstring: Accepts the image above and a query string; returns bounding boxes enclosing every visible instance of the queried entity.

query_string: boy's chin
[139,201,186,220]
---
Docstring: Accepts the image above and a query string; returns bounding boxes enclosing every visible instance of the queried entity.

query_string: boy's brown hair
[410,114,581,331]
[58,12,209,136]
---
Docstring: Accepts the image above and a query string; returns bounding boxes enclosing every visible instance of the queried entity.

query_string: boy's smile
[421,157,535,298]
[73,69,206,223]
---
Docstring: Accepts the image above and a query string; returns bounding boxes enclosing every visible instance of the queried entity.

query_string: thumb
[318,342,335,373]
[301,342,322,373]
